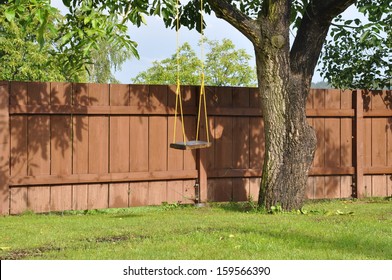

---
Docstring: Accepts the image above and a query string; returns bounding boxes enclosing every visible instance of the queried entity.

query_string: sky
[52,1,364,84]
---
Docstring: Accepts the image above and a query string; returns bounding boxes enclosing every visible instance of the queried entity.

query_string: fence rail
[0,81,391,215]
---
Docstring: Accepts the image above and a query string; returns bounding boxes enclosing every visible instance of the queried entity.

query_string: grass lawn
[0,199,391,260]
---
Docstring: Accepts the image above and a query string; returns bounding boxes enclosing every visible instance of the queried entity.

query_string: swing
[170,0,211,151]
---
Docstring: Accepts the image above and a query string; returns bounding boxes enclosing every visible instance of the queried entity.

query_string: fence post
[196,149,208,204]
[0,82,10,215]
[354,90,364,198]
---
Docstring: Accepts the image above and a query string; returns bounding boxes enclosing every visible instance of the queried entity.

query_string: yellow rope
[173,0,187,144]
[195,0,210,143]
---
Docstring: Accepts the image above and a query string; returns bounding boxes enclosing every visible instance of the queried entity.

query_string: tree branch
[206,0,261,47]
[290,0,356,80]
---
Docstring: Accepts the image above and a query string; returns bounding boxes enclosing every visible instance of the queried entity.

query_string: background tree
[1,0,134,82]
[133,38,257,86]
[86,39,133,83]
[205,38,257,86]
[0,1,73,81]
[133,42,201,85]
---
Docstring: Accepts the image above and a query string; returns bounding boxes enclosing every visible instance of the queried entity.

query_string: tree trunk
[256,1,317,211]
[206,0,355,211]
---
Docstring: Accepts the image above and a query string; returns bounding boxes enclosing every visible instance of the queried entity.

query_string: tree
[3,0,389,210]
[133,42,201,85]
[132,38,257,86]
[320,0,391,89]
[1,0,135,83]
[86,38,133,83]
[204,38,257,86]
[187,0,354,210]
[0,1,73,81]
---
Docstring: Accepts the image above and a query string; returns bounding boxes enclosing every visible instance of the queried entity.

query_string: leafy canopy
[320,0,391,89]
[0,0,134,83]
[0,1,75,81]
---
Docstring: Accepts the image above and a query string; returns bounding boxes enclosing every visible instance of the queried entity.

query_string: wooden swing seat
[170,140,212,150]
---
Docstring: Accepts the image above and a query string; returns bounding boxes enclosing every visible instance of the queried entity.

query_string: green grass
[0,199,391,260]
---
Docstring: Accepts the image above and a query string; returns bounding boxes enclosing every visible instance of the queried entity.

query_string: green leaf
[360,30,370,43]
[5,8,16,22]
[63,0,71,7]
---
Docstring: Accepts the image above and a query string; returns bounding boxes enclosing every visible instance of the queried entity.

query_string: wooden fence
[0,81,391,214]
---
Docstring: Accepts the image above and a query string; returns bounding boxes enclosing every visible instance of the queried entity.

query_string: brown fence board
[50,185,72,212]
[215,117,233,170]
[10,116,28,179]
[167,180,183,204]
[314,176,325,199]
[208,179,233,202]
[109,183,129,208]
[233,178,249,202]
[110,116,130,172]
[168,116,185,170]
[340,176,353,198]
[28,186,50,212]
[89,116,109,173]
[205,117,216,170]
[372,175,387,197]
[27,82,50,106]
[130,116,149,172]
[183,116,197,170]
[72,115,89,210]
[72,185,88,210]
[183,180,196,204]
[28,116,51,176]
[89,84,109,106]
[87,84,109,210]
[9,170,198,186]
[129,182,149,206]
[50,82,72,105]
[148,181,167,205]
[249,117,264,170]
[325,176,340,198]
[0,82,10,214]
[51,115,72,212]
[149,116,168,171]
[249,178,260,201]
[88,184,109,210]
[10,82,27,106]
[233,117,250,169]
[108,84,131,209]
[10,187,27,214]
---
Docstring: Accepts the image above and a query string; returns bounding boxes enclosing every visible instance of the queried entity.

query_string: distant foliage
[132,38,257,87]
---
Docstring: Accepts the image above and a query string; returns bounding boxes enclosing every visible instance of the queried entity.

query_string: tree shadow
[306,89,354,200]
[236,222,392,259]
[203,86,264,203]
[362,89,392,132]
[8,82,97,180]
